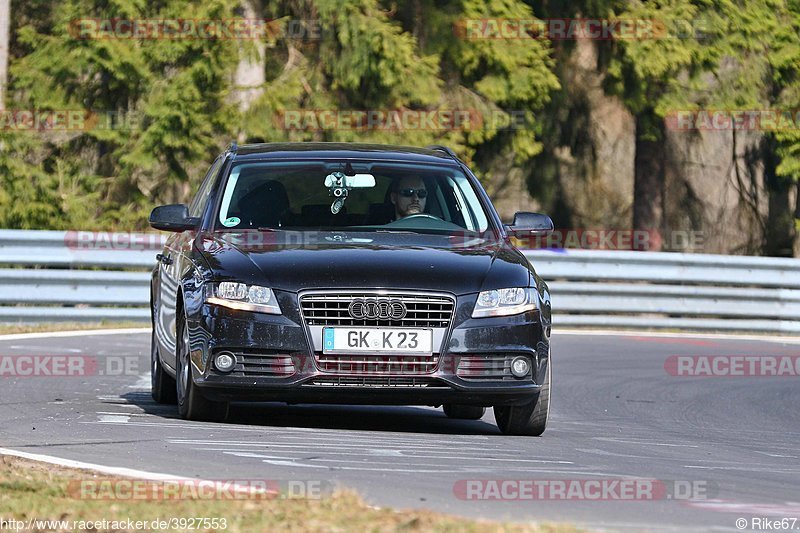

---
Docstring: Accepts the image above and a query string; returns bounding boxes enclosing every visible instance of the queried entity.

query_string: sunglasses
[398,188,428,199]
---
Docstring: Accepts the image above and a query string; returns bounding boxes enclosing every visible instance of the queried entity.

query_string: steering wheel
[399,213,441,221]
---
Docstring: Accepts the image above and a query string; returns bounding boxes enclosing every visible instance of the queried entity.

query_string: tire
[151,325,177,404]
[176,313,229,422]
[443,404,486,420]
[494,359,551,436]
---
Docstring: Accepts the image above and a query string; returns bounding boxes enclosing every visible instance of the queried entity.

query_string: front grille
[308,376,441,387]
[316,353,438,375]
[300,292,454,328]
[216,350,296,377]
[457,354,530,381]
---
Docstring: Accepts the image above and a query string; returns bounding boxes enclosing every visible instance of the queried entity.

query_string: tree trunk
[632,113,665,251]
[413,0,424,49]
[0,0,10,109]
[763,135,796,257]
[233,0,265,113]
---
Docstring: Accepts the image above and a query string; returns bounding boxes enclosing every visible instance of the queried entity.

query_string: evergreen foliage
[0,0,797,245]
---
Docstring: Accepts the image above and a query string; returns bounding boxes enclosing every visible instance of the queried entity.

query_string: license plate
[323,327,433,354]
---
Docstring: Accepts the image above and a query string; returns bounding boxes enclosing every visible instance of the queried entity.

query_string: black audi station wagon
[149,143,553,436]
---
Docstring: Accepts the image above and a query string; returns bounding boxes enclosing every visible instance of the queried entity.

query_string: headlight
[472,287,538,318]
[206,281,281,314]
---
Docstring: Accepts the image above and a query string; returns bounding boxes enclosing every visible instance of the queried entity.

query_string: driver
[390,175,428,220]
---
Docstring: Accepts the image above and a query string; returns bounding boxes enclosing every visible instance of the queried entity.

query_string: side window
[189,157,223,218]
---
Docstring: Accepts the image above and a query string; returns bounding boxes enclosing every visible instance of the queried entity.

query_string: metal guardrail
[0,229,162,268]
[0,229,159,323]
[1,230,798,333]
[526,250,800,333]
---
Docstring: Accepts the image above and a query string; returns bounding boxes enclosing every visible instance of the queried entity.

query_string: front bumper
[187,293,550,407]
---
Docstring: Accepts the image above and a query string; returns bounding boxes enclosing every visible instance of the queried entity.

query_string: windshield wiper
[373,229,421,234]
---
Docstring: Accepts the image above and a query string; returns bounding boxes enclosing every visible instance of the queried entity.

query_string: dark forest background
[1,0,799,256]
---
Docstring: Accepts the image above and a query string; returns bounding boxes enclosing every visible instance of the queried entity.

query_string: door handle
[156,253,173,265]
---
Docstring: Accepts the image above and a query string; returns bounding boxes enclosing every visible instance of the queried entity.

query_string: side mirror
[149,204,198,232]
[506,212,554,236]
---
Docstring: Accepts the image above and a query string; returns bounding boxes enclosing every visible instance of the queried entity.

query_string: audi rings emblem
[348,298,407,320]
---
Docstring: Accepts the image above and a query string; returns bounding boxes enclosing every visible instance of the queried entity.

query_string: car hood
[197,231,533,295]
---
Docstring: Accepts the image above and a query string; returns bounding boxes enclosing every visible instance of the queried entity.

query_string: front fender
[537,277,552,331]
[181,245,215,373]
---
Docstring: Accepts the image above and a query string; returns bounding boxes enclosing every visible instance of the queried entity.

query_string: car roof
[230,142,460,165]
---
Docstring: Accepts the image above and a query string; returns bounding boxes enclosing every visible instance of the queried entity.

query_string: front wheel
[176,314,228,422]
[494,360,550,436]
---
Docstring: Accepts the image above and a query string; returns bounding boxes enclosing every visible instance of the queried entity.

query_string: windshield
[215,161,493,235]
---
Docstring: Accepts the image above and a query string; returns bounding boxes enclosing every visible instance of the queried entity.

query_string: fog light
[511,356,530,378]
[214,352,235,373]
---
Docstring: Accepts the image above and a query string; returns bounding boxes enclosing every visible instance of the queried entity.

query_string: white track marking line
[196,446,572,463]
[174,441,572,458]
[753,451,798,458]
[0,447,301,499]
[225,451,576,473]
[84,418,500,441]
[173,441,509,452]
[0,447,190,481]
[98,414,130,423]
[80,420,223,431]
[683,465,800,473]
[0,328,150,341]
[222,452,336,469]
[686,499,800,517]
[169,437,500,448]
[593,437,699,447]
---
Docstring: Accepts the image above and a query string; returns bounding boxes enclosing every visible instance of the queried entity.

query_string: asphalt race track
[1,330,799,532]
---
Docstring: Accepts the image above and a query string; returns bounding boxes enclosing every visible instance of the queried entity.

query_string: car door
[156,156,223,370]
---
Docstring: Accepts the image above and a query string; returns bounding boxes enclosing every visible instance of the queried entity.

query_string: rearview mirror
[324,172,377,214]
[506,212,554,236]
[324,173,376,188]
[149,204,199,232]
